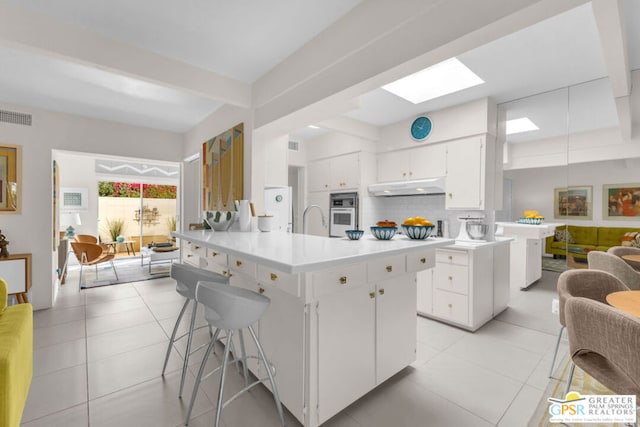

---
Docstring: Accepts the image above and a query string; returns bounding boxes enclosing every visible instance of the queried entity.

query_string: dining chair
[588,251,640,290]
[70,242,119,289]
[565,297,640,426]
[607,245,640,271]
[74,234,109,253]
[549,269,629,381]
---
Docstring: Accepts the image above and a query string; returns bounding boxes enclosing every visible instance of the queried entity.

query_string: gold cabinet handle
[259,287,265,294]
[448,276,453,281]
[420,257,426,264]
[236,260,242,267]
[270,273,278,281]
[448,193,453,198]
[211,251,218,256]
[448,303,452,308]
[448,255,453,260]
[339,276,347,285]
[369,292,375,299]
[386,265,392,272]
[194,245,200,250]
[187,254,193,258]
[379,289,385,296]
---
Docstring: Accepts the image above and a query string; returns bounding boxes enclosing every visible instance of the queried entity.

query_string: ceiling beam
[0,3,251,108]
[591,0,632,140]
[316,116,379,142]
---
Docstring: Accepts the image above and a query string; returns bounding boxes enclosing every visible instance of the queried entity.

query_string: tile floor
[21,265,567,427]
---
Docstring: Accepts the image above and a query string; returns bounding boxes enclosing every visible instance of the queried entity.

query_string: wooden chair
[70,242,119,289]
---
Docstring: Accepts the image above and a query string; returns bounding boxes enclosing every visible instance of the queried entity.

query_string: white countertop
[495,221,564,239]
[173,230,454,274]
[446,237,513,250]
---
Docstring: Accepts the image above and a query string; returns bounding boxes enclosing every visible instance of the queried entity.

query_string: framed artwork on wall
[554,186,592,220]
[603,183,640,220]
[0,144,20,213]
[202,123,244,211]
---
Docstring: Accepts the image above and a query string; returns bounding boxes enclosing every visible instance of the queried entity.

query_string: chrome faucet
[303,205,327,234]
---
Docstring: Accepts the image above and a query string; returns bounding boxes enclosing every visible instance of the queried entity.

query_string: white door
[308,159,330,192]
[331,153,360,190]
[410,144,447,179]
[375,275,416,384]
[446,137,483,209]
[377,150,408,182]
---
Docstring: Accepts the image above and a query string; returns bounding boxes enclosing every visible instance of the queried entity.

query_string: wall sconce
[133,205,160,226]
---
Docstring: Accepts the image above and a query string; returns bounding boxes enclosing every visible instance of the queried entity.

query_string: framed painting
[554,186,592,220]
[0,144,20,213]
[603,183,640,220]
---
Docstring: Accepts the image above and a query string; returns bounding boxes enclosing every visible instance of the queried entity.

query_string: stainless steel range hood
[367,177,446,196]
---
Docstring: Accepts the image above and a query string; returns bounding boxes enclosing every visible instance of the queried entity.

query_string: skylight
[506,117,539,135]
[381,58,484,104]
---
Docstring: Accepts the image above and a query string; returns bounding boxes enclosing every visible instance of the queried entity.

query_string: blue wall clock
[410,116,432,141]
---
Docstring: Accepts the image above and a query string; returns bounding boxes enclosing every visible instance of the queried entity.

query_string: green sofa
[545,225,640,260]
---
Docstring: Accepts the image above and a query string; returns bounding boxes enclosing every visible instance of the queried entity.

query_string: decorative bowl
[203,211,237,231]
[401,225,434,240]
[345,230,364,240]
[370,226,397,240]
[516,217,544,225]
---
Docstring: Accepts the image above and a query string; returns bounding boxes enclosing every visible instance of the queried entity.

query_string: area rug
[542,257,571,273]
[528,357,625,427]
[70,258,171,289]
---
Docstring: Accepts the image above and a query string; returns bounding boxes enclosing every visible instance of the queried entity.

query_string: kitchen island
[173,230,454,427]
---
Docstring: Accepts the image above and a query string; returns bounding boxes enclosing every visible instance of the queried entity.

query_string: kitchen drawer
[201,258,228,276]
[433,289,469,325]
[186,241,207,257]
[406,250,435,272]
[229,255,256,277]
[205,249,228,266]
[367,254,406,281]
[257,265,300,297]
[434,263,469,295]
[312,263,367,298]
[436,249,469,266]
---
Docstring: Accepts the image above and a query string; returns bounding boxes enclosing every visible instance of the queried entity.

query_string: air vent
[288,141,300,151]
[0,109,32,126]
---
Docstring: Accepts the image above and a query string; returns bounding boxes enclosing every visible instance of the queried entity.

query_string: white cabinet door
[317,286,376,424]
[229,272,260,375]
[526,238,543,286]
[410,144,447,179]
[376,275,416,384]
[445,137,484,209]
[416,269,433,315]
[259,286,306,423]
[331,153,360,190]
[308,159,331,192]
[377,150,408,182]
[305,191,329,237]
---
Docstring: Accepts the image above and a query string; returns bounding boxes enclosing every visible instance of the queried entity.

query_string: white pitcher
[238,200,251,232]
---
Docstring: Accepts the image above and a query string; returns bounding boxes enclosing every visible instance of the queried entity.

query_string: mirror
[0,144,20,213]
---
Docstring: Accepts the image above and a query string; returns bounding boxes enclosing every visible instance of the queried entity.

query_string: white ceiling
[0,1,637,138]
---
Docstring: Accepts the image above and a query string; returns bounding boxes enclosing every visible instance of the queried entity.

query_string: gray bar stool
[162,263,230,398]
[185,280,285,427]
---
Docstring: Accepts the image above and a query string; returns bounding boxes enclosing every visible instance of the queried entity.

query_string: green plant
[167,216,177,232]
[105,218,125,242]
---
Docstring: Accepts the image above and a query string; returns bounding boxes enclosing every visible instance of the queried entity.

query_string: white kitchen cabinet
[416,269,433,315]
[317,284,376,425]
[308,153,361,192]
[375,274,416,383]
[424,244,509,331]
[445,136,484,209]
[377,144,447,182]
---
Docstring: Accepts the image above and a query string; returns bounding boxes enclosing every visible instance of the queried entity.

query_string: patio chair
[70,242,119,289]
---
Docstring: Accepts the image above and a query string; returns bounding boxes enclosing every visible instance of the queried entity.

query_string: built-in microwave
[329,192,358,237]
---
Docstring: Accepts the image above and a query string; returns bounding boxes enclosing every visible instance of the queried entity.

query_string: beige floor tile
[87,341,182,400]
[344,374,493,427]
[85,295,146,319]
[133,278,177,295]
[84,284,139,305]
[406,352,522,424]
[416,315,469,351]
[87,321,169,361]
[497,384,546,427]
[22,364,88,423]
[52,291,86,309]
[474,319,557,355]
[86,306,156,337]
[139,289,185,305]
[149,299,193,320]
[158,311,209,338]
[89,369,213,427]
[33,319,86,349]
[21,403,88,427]
[33,306,86,329]
[33,338,87,377]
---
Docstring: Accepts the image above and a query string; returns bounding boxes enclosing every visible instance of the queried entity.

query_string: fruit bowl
[345,230,364,240]
[401,224,434,240]
[203,210,237,231]
[370,226,397,240]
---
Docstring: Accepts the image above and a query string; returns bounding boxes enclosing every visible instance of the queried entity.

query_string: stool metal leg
[162,298,190,377]
[237,329,249,388]
[179,301,199,399]
[564,361,575,396]
[248,325,285,426]
[185,331,218,426]
[215,330,234,427]
[549,325,565,378]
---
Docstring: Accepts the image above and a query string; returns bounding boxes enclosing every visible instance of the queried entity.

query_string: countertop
[445,237,513,250]
[173,230,454,274]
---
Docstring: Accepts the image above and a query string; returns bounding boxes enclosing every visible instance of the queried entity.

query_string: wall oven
[329,192,358,237]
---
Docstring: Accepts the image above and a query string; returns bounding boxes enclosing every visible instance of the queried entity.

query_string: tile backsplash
[361,195,488,238]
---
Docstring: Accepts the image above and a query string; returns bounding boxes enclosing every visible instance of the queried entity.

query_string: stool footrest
[221,375,276,411]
